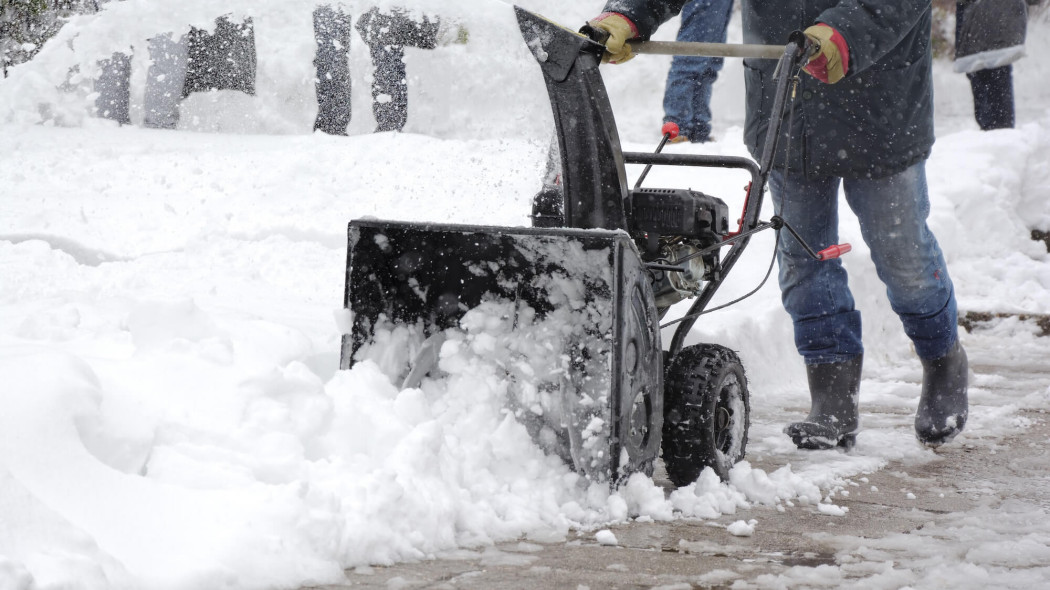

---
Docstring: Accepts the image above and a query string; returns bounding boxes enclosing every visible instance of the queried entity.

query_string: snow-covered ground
[2,1,1049,589]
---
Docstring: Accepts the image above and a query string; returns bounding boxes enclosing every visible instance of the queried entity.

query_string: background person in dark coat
[954,0,1029,130]
[589,0,969,450]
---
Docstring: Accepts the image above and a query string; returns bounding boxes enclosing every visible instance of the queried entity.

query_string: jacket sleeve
[815,0,932,75]
[601,0,690,39]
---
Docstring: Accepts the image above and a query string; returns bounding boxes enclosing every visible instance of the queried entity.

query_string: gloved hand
[803,24,849,84]
[586,12,638,64]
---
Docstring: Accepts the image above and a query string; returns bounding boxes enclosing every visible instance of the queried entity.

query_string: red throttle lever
[817,243,852,260]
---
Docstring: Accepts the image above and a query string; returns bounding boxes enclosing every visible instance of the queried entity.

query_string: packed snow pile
[2,1,1050,589]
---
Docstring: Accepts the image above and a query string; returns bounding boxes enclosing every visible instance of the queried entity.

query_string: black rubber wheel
[662,343,750,485]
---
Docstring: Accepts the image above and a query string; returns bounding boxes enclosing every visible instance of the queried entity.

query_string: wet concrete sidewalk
[309,366,1050,590]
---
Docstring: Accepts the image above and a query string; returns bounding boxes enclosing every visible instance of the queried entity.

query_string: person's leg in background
[367,43,409,133]
[955,0,1017,131]
[143,34,189,129]
[94,52,131,125]
[313,5,352,135]
[355,8,440,133]
[183,17,257,99]
[968,64,1015,130]
[661,0,734,143]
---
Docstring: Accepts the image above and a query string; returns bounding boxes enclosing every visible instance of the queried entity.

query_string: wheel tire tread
[662,344,749,487]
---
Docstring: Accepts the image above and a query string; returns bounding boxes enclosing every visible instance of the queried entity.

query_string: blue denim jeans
[662,0,734,142]
[769,163,959,365]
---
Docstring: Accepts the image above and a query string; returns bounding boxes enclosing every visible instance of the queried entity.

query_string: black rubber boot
[785,354,862,450]
[915,340,968,447]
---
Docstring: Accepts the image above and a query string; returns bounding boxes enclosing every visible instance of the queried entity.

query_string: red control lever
[817,243,852,260]
[661,121,680,141]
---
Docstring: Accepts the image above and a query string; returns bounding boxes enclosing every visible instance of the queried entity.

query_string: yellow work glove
[803,24,849,84]
[587,12,638,64]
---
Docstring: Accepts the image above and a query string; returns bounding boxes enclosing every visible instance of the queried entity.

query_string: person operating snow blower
[587,0,969,449]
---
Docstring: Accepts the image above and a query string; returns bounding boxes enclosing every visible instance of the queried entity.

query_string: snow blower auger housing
[340,7,827,486]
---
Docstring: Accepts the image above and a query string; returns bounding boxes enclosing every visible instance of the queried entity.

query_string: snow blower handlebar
[628,40,785,60]
[579,20,811,61]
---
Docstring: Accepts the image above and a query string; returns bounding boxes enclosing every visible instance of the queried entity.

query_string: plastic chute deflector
[340,220,662,482]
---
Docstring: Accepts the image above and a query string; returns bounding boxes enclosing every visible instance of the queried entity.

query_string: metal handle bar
[623,152,761,178]
[628,40,785,60]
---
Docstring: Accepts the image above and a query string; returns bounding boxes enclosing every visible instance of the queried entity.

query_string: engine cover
[628,188,730,243]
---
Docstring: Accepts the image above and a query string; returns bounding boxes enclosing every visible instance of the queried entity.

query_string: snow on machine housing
[340,8,842,486]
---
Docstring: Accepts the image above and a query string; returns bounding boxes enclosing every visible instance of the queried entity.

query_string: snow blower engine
[339,7,848,487]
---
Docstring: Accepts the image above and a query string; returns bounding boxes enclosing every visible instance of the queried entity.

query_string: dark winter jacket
[954,0,1028,74]
[603,0,935,179]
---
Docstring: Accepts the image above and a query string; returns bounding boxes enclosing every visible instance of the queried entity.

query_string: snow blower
[339,7,850,487]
